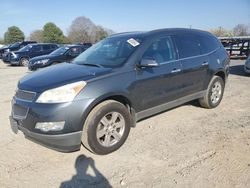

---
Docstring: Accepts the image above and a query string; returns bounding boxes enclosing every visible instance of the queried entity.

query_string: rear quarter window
[43,45,51,50]
[174,34,201,58]
[198,34,220,54]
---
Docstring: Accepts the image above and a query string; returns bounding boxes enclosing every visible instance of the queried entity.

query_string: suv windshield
[18,45,33,52]
[50,46,70,55]
[10,42,21,48]
[73,36,142,67]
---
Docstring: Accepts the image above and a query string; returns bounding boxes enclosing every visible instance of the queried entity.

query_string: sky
[0,0,249,38]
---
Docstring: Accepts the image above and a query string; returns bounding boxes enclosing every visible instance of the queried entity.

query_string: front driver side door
[134,36,184,112]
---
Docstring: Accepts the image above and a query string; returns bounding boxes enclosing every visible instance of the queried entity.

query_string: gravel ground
[0,60,249,188]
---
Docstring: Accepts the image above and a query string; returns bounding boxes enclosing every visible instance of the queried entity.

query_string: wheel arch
[19,56,30,65]
[214,70,226,83]
[81,93,136,129]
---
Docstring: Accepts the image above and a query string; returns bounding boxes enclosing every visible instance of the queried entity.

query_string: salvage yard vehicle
[219,36,250,59]
[28,45,89,71]
[245,56,250,74]
[3,43,58,66]
[10,28,230,155]
[0,41,37,59]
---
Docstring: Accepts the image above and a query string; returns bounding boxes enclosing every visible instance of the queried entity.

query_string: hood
[14,50,28,55]
[30,54,57,63]
[18,63,112,92]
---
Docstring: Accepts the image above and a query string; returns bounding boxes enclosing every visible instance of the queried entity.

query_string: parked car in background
[0,44,11,59]
[28,45,88,71]
[78,42,92,49]
[245,56,250,74]
[0,41,37,59]
[10,28,230,154]
[3,43,58,66]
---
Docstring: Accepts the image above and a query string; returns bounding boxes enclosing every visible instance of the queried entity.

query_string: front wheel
[199,76,225,109]
[81,100,131,155]
[20,57,29,67]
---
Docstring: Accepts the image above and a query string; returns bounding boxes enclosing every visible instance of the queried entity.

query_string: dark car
[10,28,230,155]
[3,43,58,66]
[28,45,88,71]
[0,41,37,59]
[245,56,250,74]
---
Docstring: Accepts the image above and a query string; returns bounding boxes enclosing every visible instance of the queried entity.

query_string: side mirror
[139,58,159,67]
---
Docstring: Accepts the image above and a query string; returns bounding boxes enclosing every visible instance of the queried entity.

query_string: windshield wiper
[80,63,103,68]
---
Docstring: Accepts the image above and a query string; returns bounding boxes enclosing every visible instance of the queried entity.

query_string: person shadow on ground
[60,155,112,188]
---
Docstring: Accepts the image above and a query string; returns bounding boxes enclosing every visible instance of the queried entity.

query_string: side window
[198,35,220,54]
[142,36,176,64]
[70,47,81,55]
[175,34,200,58]
[32,45,42,52]
[43,45,50,51]
[51,45,58,50]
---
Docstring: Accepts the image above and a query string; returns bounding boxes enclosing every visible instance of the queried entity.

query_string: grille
[13,104,29,119]
[15,89,36,101]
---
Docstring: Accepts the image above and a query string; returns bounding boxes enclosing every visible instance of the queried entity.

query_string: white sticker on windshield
[127,38,140,47]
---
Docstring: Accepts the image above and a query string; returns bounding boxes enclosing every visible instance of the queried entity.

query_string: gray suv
[10,28,230,155]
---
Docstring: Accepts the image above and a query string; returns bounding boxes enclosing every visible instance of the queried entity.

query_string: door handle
[171,68,181,73]
[202,62,209,66]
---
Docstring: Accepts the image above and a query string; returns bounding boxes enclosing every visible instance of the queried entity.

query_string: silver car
[245,56,250,74]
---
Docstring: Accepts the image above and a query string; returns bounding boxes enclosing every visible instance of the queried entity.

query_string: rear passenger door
[30,45,43,58]
[135,36,184,111]
[174,34,209,95]
[41,45,52,55]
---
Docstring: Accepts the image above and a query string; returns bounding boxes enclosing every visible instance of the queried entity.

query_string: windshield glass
[73,36,142,67]
[18,45,32,52]
[50,46,70,55]
[10,42,21,48]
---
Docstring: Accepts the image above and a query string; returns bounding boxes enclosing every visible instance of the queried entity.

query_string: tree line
[0,16,112,44]
[209,24,250,37]
[1,18,249,45]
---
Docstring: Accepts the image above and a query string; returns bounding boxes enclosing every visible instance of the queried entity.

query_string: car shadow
[230,64,249,77]
[60,155,111,188]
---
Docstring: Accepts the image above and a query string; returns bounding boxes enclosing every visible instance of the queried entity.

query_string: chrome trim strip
[158,47,219,65]
[135,90,206,121]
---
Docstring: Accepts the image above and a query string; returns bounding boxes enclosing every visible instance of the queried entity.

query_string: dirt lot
[0,60,249,188]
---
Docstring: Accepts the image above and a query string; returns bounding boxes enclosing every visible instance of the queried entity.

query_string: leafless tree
[67,16,111,44]
[210,27,233,37]
[233,24,249,36]
[29,30,44,42]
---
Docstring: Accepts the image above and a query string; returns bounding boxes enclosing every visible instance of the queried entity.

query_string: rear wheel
[20,57,29,67]
[81,100,131,155]
[199,76,225,109]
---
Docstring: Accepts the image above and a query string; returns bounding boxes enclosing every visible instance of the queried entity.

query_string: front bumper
[28,62,51,71]
[10,95,94,152]
[9,58,20,65]
[10,116,82,152]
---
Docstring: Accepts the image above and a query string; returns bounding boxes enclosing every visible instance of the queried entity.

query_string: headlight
[11,52,18,58]
[36,81,86,103]
[35,59,49,65]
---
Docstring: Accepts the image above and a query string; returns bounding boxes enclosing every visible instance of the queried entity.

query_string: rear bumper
[10,116,82,152]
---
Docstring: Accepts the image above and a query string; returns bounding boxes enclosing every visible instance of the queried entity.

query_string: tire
[20,57,29,67]
[199,76,225,109]
[82,100,131,155]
